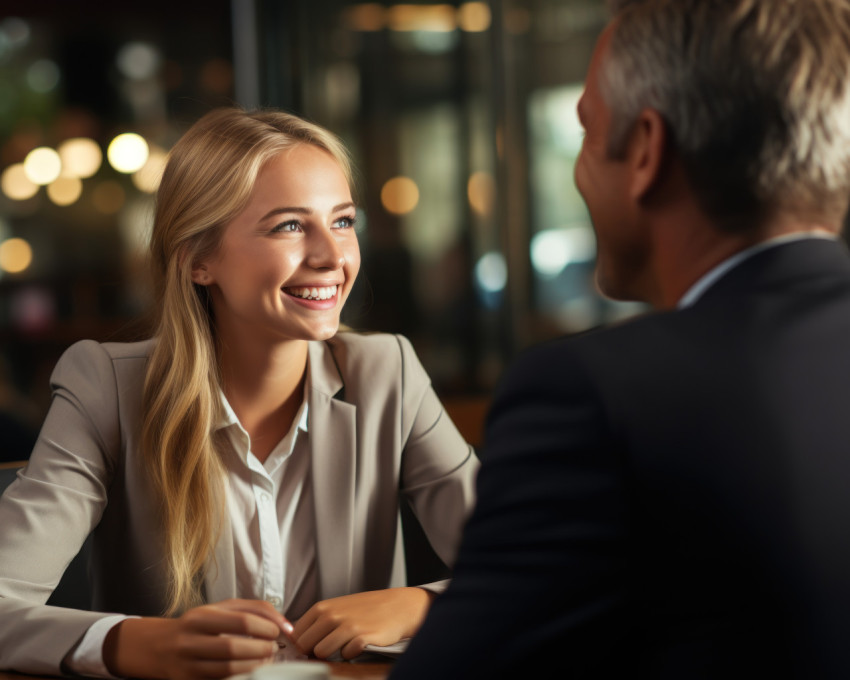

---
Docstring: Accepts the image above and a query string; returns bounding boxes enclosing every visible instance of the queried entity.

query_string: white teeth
[287,285,337,300]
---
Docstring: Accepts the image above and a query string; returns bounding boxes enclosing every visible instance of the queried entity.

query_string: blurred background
[0,0,649,458]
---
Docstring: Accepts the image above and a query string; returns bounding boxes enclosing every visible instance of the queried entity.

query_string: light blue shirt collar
[677,231,837,309]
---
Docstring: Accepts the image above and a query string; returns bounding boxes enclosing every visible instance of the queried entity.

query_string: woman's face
[194,143,360,345]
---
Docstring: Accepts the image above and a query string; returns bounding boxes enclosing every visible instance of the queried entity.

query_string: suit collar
[694,236,850,305]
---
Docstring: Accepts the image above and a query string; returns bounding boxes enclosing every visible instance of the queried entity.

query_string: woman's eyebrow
[260,202,356,221]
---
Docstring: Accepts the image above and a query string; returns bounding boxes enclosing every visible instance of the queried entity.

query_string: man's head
[602,0,850,231]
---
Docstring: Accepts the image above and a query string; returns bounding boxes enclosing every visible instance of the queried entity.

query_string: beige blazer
[0,332,478,675]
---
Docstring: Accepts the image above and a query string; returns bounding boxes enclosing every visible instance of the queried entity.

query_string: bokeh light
[26,59,61,93]
[116,42,161,80]
[457,2,491,32]
[0,237,33,274]
[381,176,420,215]
[475,251,507,293]
[1,163,39,200]
[107,133,149,173]
[47,175,83,206]
[467,171,495,217]
[58,138,103,178]
[23,147,62,185]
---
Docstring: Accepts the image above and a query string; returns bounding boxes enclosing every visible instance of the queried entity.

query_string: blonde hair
[143,108,353,615]
[604,0,850,230]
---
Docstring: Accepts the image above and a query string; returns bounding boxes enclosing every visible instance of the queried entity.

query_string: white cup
[249,661,331,680]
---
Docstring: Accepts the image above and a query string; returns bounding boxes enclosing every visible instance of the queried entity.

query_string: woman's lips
[282,284,340,308]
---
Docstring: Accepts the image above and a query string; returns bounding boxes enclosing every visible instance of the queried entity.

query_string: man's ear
[627,108,668,201]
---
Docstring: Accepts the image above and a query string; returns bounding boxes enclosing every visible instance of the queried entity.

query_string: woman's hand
[292,587,435,660]
[103,598,294,680]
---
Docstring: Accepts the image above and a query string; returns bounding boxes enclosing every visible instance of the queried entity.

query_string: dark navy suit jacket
[391,238,850,679]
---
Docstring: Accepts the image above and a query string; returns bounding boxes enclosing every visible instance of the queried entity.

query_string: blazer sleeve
[0,340,124,675]
[396,334,479,583]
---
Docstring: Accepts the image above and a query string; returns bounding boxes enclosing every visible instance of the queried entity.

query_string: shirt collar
[677,231,837,309]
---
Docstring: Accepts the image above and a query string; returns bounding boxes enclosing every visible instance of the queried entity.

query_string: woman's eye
[333,215,357,229]
[272,221,301,233]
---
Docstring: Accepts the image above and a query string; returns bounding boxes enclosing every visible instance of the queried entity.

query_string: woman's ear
[191,263,212,285]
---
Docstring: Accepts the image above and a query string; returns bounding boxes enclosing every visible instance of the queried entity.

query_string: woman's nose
[306,228,345,270]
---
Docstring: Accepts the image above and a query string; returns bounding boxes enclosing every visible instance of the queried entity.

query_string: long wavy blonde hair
[142,108,353,615]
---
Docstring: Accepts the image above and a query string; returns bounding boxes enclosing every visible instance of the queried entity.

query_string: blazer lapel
[307,340,358,599]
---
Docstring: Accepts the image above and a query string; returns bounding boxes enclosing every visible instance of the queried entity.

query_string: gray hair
[603,0,850,230]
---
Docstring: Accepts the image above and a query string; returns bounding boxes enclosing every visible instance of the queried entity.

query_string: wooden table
[0,660,392,680]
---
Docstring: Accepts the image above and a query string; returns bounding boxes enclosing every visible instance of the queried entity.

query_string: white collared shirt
[677,231,837,308]
[67,386,317,678]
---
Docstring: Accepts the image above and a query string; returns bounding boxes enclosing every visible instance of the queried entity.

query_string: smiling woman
[0,108,479,680]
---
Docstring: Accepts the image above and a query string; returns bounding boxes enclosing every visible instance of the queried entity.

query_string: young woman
[0,108,478,679]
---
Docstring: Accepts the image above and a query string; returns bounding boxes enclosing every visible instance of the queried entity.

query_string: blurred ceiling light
[132,145,168,193]
[92,180,126,214]
[381,176,420,215]
[107,133,149,173]
[116,42,161,80]
[1,164,39,200]
[387,4,456,32]
[47,176,83,206]
[467,171,495,217]
[530,227,596,277]
[26,59,61,93]
[474,251,507,293]
[457,2,491,32]
[345,3,386,31]
[58,138,103,178]
[0,237,33,274]
[1,17,30,49]
[23,147,62,185]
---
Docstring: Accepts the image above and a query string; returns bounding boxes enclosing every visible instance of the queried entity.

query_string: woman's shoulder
[321,331,426,389]
[53,338,154,385]
[326,330,419,366]
[59,337,155,364]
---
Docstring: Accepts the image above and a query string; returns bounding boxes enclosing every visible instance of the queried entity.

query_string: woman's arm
[0,340,123,674]
[103,599,292,680]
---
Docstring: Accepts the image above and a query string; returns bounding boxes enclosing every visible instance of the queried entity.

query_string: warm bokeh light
[58,138,103,178]
[132,145,168,193]
[387,4,456,32]
[23,147,62,185]
[457,2,491,32]
[467,171,496,217]
[1,163,39,200]
[92,180,126,214]
[47,175,83,206]
[381,176,420,215]
[0,237,33,274]
[346,3,386,31]
[107,133,149,173]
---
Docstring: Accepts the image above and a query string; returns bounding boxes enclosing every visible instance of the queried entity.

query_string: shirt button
[260,492,271,504]
[267,596,282,608]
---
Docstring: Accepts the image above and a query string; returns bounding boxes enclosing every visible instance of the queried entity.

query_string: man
[390,0,850,677]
